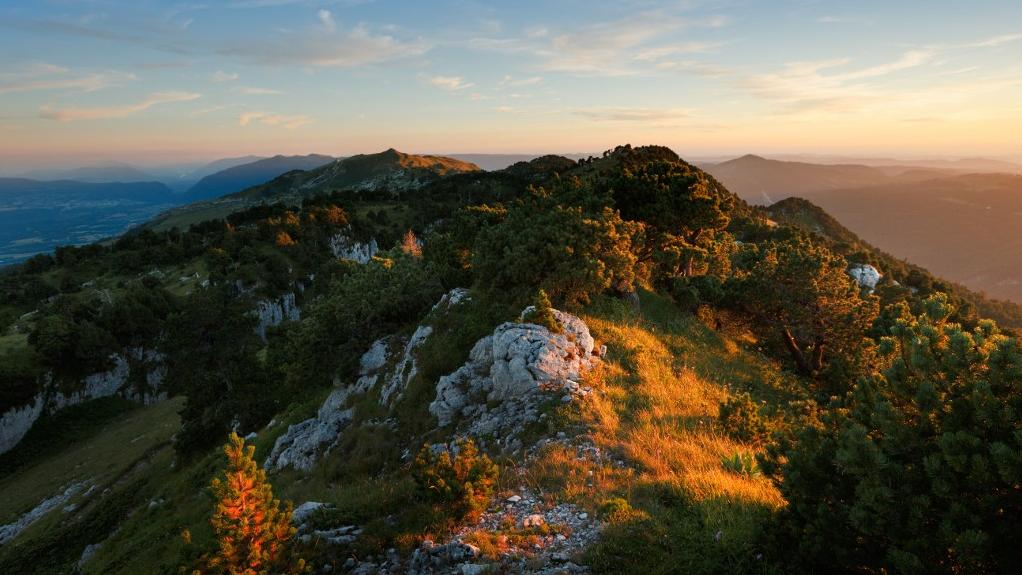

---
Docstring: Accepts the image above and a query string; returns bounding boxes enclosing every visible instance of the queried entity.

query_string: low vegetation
[1,145,1019,574]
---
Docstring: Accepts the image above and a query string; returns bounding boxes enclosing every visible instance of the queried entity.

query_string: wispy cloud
[39,91,201,121]
[964,33,1022,48]
[318,9,336,33]
[0,64,134,95]
[468,11,730,77]
[498,75,543,87]
[427,75,474,91]
[742,35,1022,117]
[234,86,283,95]
[221,21,428,67]
[238,111,312,129]
[211,70,239,82]
[573,106,694,123]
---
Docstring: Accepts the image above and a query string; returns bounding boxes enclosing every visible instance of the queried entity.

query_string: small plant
[721,452,761,478]
[412,438,499,520]
[400,229,423,257]
[522,289,562,333]
[598,497,633,521]
[193,432,307,574]
[718,392,772,445]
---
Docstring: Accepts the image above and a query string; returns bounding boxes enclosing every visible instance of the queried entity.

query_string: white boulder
[848,263,882,292]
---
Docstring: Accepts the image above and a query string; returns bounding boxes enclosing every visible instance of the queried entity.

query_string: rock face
[429,308,597,451]
[262,385,358,472]
[0,348,165,455]
[0,481,88,545]
[264,289,470,471]
[253,292,300,340]
[848,263,882,292]
[329,231,379,263]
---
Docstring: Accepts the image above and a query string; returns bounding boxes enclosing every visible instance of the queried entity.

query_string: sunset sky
[2,0,1021,169]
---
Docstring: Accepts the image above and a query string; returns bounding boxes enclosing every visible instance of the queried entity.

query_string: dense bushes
[412,439,498,521]
[473,185,641,307]
[728,235,878,388]
[767,295,1022,573]
[276,253,445,389]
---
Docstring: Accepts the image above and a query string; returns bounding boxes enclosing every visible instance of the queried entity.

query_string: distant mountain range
[798,173,1022,303]
[705,154,1022,303]
[703,154,954,204]
[21,164,158,184]
[0,154,342,265]
[183,154,336,202]
[147,149,482,231]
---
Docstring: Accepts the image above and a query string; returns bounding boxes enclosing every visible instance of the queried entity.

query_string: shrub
[472,185,641,307]
[522,289,562,333]
[412,439,498,521]
[769,294,1022,573]
[718,392,772,446]
[195,433,307,574]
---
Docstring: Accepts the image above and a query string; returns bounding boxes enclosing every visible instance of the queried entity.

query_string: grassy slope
[2,289,799,574]
[0,398,184,574]
[529,291,798,573]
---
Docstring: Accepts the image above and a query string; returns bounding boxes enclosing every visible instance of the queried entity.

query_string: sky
[2,0,1022,169]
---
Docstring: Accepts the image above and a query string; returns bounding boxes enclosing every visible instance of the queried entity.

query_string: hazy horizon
[2,0,1021,170]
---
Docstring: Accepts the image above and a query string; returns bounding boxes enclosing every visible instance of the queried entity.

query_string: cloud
[0,64,134,95]
[238,111,312,129]
[498,75,543,87]
[468,11,730,77]
[573,106,693,123]
[234,86,283,95]
[743,49,937,113]
[965,33,1022,48]
[221,22,428,67]
[39,91,201,121]
[427,75,474,91]
[318,9,336,32]
[211,70,239,82]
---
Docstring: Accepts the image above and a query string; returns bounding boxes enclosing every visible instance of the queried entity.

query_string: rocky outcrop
[264,289,470,471]
[330,231,379,263]
[0,349,165,455]
[848,263,882,292]
[430,308,597,452]
[262,386,358,472]
[0,401,44,457]
[253,292,300,340]
[0,481,89,545]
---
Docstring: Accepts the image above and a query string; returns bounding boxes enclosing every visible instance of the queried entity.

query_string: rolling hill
[183,154,336,202]
[799,173,1022,303]
[147,149,482,231]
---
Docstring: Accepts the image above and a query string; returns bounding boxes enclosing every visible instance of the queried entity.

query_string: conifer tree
[524,289,562,333]
[198,432,306,575]
[400,229,422,257]
[768,294,1022,573]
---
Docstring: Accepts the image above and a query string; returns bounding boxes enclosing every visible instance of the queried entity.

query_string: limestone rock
[329,229,379,263]
[429,308,597,447]
[848,263,882,292]
[253,292,300,340]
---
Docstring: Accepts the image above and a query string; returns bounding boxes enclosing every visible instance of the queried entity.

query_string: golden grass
[576,295,786,509]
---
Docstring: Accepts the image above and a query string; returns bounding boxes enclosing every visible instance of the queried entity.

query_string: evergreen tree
[400,229,422,257]
[768,294,1022,573]
[523,289,562,333]
[198,432,306,575]
[610,159,734,280]
[472,185,641,307]
[731,235,877,384]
